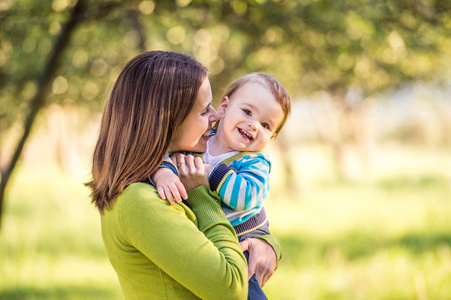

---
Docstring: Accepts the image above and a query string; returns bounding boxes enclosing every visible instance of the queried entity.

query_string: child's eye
[242,109,251,116]
[262,122,270,130]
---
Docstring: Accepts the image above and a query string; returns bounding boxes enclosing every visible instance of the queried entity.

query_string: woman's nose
[209,107,220,123]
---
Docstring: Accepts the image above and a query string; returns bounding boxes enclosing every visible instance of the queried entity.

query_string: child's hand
[152,168,187,205]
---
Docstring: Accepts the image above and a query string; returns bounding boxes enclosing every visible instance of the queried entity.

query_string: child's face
[216,82,284,153]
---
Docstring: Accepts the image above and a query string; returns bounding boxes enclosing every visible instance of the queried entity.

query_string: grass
[263,180,451,299]
[0,165,123,300]
[1,144,451,299]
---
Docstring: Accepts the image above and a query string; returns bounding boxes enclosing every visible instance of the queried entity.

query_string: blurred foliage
[1,0,451,136]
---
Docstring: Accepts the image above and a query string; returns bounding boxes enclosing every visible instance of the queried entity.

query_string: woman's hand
[240,238,277,287]
[173,153,209,191]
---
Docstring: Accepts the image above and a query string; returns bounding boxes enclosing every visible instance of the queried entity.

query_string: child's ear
[271,132,278,139]
[218,96,229,116]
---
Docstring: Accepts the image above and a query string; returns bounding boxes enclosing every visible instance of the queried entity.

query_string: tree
[0,0,122,227]
[1,0,450,225]
[0,0,87,227]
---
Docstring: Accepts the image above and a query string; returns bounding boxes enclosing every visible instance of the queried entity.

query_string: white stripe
[224,175,235,205]
[236,180,246,211]
[250,187,257,208]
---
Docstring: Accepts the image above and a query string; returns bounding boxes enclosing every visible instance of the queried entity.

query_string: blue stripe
[218,175,229,204]
[230,177,241,209]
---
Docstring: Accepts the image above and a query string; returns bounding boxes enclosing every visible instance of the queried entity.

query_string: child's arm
[151,168,187,205]
[209,153,271,212]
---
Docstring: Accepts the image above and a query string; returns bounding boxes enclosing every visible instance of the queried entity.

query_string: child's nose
[247,121,257,131]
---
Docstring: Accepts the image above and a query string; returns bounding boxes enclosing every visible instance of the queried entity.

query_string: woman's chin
[183,138,207,153]
[194,139,208,153]
[195,136,210,152]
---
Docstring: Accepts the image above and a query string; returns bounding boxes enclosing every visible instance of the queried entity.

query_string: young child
[153,73,291,299]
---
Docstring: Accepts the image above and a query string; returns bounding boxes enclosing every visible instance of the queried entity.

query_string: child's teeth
[240,129,251,139]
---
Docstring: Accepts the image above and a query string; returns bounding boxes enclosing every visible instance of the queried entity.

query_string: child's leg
[243,251,268,300]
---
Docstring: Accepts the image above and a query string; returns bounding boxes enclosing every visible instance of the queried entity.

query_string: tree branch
[0,0,87,228]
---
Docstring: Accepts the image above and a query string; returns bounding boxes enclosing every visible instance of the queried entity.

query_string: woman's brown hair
[223,73,291,136]
[86,51,208,213]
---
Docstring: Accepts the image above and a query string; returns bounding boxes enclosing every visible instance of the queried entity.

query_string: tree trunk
[127,9,147,52]
[273,132,299,199]
[0,0,87,228]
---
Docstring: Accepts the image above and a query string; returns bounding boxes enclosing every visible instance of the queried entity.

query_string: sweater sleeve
[121,184,248,300]
[160,154,178,175]
[209,155,271,212]
[254,234,283,269]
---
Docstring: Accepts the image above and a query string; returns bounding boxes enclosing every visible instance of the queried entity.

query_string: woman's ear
[218,96,229,117]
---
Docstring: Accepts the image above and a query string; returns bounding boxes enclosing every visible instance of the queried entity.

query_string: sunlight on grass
[263,144,451,299]
[1,145,450,299]
[0,165,123,300]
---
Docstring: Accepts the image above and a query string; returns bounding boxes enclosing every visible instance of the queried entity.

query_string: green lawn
[0,165,122,300]
[1,144,450,299]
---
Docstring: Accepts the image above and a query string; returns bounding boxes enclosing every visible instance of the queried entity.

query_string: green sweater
[101,183,249,299]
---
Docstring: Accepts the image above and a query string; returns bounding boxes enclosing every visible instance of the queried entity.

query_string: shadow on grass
[332,231,451,259]
[0,284,121,300]
[377,174,449,190]
[33,234,108,259]
[2,233,109,262]
[316,174,449,192]
[278,230,451,265]
[391,232,451,253]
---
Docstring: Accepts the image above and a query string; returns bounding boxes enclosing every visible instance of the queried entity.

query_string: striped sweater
[208,151,270,226]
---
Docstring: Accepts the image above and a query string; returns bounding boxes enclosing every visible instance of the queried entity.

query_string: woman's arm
[175,153,282,289]
[177,153,282,287]
[121,184,248,300]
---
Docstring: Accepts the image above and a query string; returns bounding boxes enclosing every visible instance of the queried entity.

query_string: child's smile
[238,128,254,141]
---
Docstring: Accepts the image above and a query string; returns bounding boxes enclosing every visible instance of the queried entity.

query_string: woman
[86,51,281,299]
